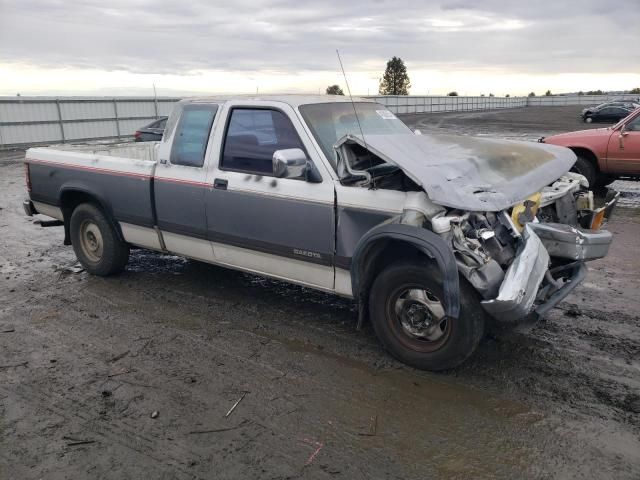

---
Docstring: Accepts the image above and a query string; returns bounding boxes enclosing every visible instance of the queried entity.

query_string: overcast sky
[1,0,639,96]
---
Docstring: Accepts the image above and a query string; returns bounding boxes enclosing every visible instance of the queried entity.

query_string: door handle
[619,133,627,149]
[213,178,228,190]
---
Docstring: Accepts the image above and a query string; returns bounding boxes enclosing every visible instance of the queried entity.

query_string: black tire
[594,173,613,188]
[369,261,485,371]
[571,156,597,188]
[70,203,129,276]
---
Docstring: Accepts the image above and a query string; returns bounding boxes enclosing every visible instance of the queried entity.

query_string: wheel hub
[404,302,433,329]
[79,220,104,262]
[394,288,447,341]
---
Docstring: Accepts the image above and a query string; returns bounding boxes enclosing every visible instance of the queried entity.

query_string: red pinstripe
[27,158,210,187]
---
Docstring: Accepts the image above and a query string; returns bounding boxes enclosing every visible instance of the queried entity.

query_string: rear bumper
[23,199,37,216]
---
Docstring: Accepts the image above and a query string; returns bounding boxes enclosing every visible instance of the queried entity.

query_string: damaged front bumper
[528,222,612,260]
[480,221,612,322]
[481,225,549,322]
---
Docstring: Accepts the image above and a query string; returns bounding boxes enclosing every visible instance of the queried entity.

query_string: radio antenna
[336,49,375,187]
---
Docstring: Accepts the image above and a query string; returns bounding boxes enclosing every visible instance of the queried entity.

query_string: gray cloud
[1,0,639,75]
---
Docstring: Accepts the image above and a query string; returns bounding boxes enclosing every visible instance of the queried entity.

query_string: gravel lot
[1,106,639,479]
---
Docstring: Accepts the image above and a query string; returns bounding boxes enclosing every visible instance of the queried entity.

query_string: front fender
[350,223,460,319]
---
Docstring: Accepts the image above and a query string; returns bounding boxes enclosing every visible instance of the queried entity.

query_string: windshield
[299,102,412,168]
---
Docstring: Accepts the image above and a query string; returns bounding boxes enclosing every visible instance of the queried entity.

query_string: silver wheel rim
[585,117,592,123]
[79,220,103,262]
[394,288,447,341]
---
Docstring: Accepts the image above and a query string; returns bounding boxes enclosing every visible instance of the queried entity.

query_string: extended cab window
[170,105,218,167]
[221,108,305,175]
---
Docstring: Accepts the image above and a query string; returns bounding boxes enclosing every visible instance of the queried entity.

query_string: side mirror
[272,148,321,182]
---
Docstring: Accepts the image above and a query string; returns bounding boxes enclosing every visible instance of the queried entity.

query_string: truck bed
[26,142,159,228]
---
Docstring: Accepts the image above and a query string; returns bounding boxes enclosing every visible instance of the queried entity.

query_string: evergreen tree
[379,57,411,95]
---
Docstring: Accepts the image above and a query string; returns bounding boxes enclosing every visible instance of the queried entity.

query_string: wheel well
[568,147,599,172]
[358,239,437,303]
[60,190,100,215]
[59,190,121,245]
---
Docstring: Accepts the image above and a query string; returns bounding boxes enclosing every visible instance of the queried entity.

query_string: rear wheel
[70,203,129,276]
[369,261,485,371]
[571,155,597,188]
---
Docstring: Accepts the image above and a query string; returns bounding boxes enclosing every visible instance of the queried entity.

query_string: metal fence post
[55,99,65,143]
[113,99,121,139]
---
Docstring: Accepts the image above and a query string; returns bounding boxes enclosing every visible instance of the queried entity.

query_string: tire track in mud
[1,285,401,478]
[464,306,640,432]
[1,273,550,479]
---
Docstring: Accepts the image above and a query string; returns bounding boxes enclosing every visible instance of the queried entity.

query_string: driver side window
[220,108,307,177]
[627,115,640,132]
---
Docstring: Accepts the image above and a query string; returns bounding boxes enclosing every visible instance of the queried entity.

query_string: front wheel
[571,156,597,188]
[369,261,485,371]
[70,203,129,276]
[584,116,593,123]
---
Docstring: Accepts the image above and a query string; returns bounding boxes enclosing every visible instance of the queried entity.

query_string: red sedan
[541,108,640,187]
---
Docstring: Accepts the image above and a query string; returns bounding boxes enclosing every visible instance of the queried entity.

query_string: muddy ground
[1,105,639,479]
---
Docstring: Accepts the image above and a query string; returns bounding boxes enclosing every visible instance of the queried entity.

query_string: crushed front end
[412,173,619,323]
[335,130,618,323]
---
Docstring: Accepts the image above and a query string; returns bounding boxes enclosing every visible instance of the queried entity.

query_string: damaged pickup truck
[22,96,619,370]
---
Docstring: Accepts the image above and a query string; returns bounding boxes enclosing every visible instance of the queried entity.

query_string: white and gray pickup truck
[23,95,619,370]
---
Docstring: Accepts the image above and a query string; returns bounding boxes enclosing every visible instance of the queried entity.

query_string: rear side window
[170,105,218,167]
[221,108,305,175]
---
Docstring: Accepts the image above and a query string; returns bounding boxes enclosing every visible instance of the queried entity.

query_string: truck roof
[181,94,376,108]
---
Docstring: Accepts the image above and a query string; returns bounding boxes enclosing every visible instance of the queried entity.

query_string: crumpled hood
[337,133,577,211]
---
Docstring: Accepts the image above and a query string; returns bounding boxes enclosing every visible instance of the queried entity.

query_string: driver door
[204,102,336,290]
[607,112,640,175]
